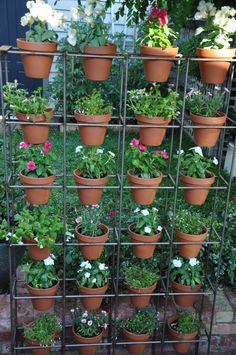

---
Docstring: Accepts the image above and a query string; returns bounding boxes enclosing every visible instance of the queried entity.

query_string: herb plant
[72,308,108,337]
[170,257,203,288]
[173,313,201,334]
[124,265,158,289]
[75,89,112,116]
[75,204,105,237]
[23,258,58,289]
[77,260,110,289]
[131,207,162,236]
[120,308,159,334]
[0,219,8,243]
[24,313,61,345]
[175,210,205,235]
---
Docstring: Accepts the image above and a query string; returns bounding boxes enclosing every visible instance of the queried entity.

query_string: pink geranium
[43,141,53,153]
[130,138,140,147]
[27,161,36,171]
[139,144,147,151]
[19,141,30,149]
[75,217,82,223]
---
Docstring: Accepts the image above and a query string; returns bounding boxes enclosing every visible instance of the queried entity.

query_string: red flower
[27,161,36,171]
[148,7,160,21]
[233,197,236,202]
[108,210,116,218]
[148,7,168,25]
[130,138,140,147]
[139,144,147,151]
[43,141,52,153]
[19,141,30,149]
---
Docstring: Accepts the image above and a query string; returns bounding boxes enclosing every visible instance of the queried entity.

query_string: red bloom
[27,161,36,171]
[139,144,147,151]
[43,141,52,153]
[148,7,160,21]
[158,9,168,25]
[108,210,116,218]
[233,197,236,202]
[19,141,30,149]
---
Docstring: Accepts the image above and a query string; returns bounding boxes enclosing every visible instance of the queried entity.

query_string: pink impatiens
[27,161,36,171]
[43,141,53,153]
[130,138,140,147]
[19,141,30,149]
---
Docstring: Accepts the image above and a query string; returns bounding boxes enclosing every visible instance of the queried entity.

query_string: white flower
[134,208,140,213]
[84,272,91,278]
[144,226,152,234]
[80,260,92,269]
[92,278,97,283]
[97,148,104,154]
[157,226,162,232]
[84,4,93,17]
[189,146,203,157]
[87,320,93,326]
[173,259,182,268]
[20,13,33,26]
[18,241,24,245]
[70,309,75,313]
[71,7,78,22]
[152,207,158,211]
[141,209,149,216]
[189,258,198,266]
[108,151,115,157]
[177,149,184,155]
[82,311,88,318]
[75,145,83,153]
[98,263,107,270]
[67,27,77,47]
[44,256,54,266]
[84,263,92,269]
[213,157,218,165]
[81,318,86,323]
[26,1,34,10]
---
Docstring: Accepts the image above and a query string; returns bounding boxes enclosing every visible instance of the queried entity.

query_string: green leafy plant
[172,313,201,334]
[75,89,112,115]
[77,260,110,288]
[119,308,159,334]
[170,257,203,288]
[71,308,108,337]
[0,219,8,243]
[130,207,162,236]
[75,204,105,237]
[175,209,205,235]
[128,85,180,119]
[23,257,58,289]
[24,313,61,345]
[75,146,115,179]
[124,264,158,288]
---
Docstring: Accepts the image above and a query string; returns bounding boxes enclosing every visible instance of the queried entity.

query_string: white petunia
[108,151,115,157]
[157,226,163,232]
[189,146,203,157]
[134,208,140,213]
[189,258,198,266]
[213,157,218,165]
[173,259,182,268]
[152,207,158,211]
[97,148,104,154]
[92,278,97,283]
[20,13,33,26]
[177,149,184,155]
[80,260,91,269]
[144,226,152,234]
[75,145,83,153]
[81,318,86,323]
[141,209,149,216]
[71,7,78,22]
[87,320,93,326]
[67,27,77,46]
[84,272,91,278]
[98,263,107,270]
[44,256,54,266]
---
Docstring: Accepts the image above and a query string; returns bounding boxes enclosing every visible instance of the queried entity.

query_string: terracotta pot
[25,336,51,355]
[190,112,227,147]
[27,280,59,311]
[181,174,215,205]
[72,326,103,355]
[136,115,171,146]
[74,112,111,146]
[79,283,108,310]
[128,223,161,259]
[172,281,201,307]
[26,239,51,261]
[127,281,157,308]
[175,225,208,258]
[16,109,53,144]
[168,316,198,353]
[75,224,109,260]
[140,45,179,82]
[123,329,151,354]
[82,44,117,81]
[196,47,235,84]
[127,170,163,205]
[20,173,56,205]
[17,38,57,78]
[73,170,109,205]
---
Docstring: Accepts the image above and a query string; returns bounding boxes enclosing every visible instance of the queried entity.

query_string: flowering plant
[23,257,58,289]
[128,139,168,178]
[75,146,115,179]
[24,314,61,345]
[75,89,112,115]
[170,257,203,288]
[171,313,201,334]
[175,209,206,235]
[139,7,178,48]
[21,0,66,42]
[119,307,159,334]
[124,264,158,289]
[75,204,105,237]
[128,85,180,119]
[178,146,218,178]
[71,308,108,337]
[195,1,236,49]
[77,260,110,288]
[3,82,50,120]
[17,141,55,178]
[186,85,228,117]
[0,220,8,243]
[130,207,162,236]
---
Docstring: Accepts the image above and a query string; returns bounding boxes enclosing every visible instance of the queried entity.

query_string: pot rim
[175,225,208,239]
[17,108,54,122]
[27,278,59,292]
[128,223,162,240]
[127,170,163,183]
[75,223,109,239]
[73,169,109,184]
[181,174,215,184]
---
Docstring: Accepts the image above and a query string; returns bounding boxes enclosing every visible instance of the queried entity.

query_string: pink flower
[92,204,99,209]
[148,7,160,21]
[139,144,147,151]
[158,9,168,25]
[130,138,140,147]
[151,150,162,154]
[43,141,52,153]
[19,141,30,149]
[108,210,116,218]
[161,151,169,159]
[224,87,230,94]
[75,217,82,223]
[207,92,213,97]
[233,197,236,202]
[27,161,36,171]
[215,86,221,91]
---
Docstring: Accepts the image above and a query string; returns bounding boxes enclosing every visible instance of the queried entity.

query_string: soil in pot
[168,316,198,353]
[172,281,201,307]
[17,39,57,79]
[136,115,171,146]
[26,239,51,261]
[72,326,103,355]
[181,174,215,205]
[74,113,111,146]
[128,170,163,205]
[175,226,208,258]
[27,280,59,311]
[79,283,108,310]
[127,282,157,308]
[124,329,151,354]
[128,223,161,259]
[75,224,109,260]
[20,173,56,205]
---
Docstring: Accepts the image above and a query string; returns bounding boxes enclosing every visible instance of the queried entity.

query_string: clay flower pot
[27,280,59,311]
[168,316,198,353]
[17,39,57,78]
[123,329,151,354]
[136,115,171,146]
[127,170,163,205]
[79,283,108,310]
[20,173,56,205]
[172,281,201,308]
[82,44,117,81]
[72,326,103,355]
[140,45,179,82]
[196,48,235,84]
[128,223,161,259]
[74,112,111,146]
[26,239,51,261]
[175,226,208,258]
[25,336,51,355]
[16,109,53,145]
[190,112,227,147]
[181,174,215,205]
[73,170,109,205]
[75,224,109,260]
[127,281,157,308]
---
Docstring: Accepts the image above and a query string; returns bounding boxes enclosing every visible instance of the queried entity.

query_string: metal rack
[0,46,236,354]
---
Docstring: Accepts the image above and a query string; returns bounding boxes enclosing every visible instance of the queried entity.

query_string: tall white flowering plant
[170,257,203,288]
[130,207,162,236]
[77,260,110,288]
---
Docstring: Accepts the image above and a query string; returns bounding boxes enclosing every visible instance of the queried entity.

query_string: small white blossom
[108,151,115,157]
[144,226,152,234]
[213,157,218,165]
[189,146,203,157]
[87,320,93,326]
[67,27,77,46]
[71,7,78,21]
[84,272,91,278]
[92,278,97,283]
[81,318,86,323]
[189,258,198,266]
[141,209,149,216]
[75,145,83,153]
[70,309,75,313]
[177,149,184,155]
[97,148,104,154]
[98,263,107,270]
[157,226,163,232]
[134,208,140,213]
[173,259,182,268]
[44,256,54,266]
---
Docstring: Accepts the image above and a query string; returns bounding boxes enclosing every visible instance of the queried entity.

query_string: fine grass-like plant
[173,313,201,334]
[120,308,159,334]
[75,204,105,237]
[124,265,158,289]
[75,89,112,115]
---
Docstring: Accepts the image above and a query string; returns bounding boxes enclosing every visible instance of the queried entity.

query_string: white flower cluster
[21,0,66,29]
[189,146,218,165]
[172,258,200,268]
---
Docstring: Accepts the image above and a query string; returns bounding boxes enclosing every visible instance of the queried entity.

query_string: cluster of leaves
[75,89,112,115]
[72,308,108,337]
[26,22,58,43]
[24,314,61,345]
[0,219,8,243]
[76,205,105,237]
[131,207,162,236]
[170,257,203,288]
[124,264,158,288]
[172,313,201,334]
[77,260,110,289]
[179,148,216,178]
[119,307,159,334]
[175,209,205,235]
[23,259,58,289]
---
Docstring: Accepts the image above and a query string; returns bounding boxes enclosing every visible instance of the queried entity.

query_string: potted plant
[128,85,180,146]
[139,7,179,82]
[128,207,162,258]
[73,146,115,205]
[17,141,56,205]
[127,139,168,205]
[23,257,59,311]
[186,85,228,147]
[74,89,112,146]
[170,257,203,308]
[168,313,201,353]
[75,204,109,260]
[17,0,65,78]
[178,147,217,205]
[67,2,117,81]
[24,313,61,355]
[194,1,236,84]
[175,209,208,258]
[77,260,110,310]
[124,264,159,308]
[120,308,159,354]
[3,82,53,144]
[71,308,108,355]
